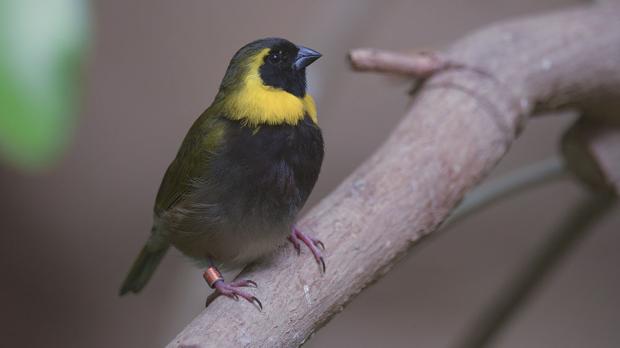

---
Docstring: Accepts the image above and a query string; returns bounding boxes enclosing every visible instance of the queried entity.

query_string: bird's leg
[203,264,262,310]
[289,227,326,272]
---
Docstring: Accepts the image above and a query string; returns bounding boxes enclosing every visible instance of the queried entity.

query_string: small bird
[119,38,324,308]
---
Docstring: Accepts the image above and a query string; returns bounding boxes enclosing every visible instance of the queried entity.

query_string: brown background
[2,0,619,347]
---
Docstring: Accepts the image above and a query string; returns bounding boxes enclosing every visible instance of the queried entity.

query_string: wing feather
[154,110,225,215]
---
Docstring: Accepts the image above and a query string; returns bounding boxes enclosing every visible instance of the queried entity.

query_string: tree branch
[456,192,617,348]
[169,4,620,347]
[562,117,620,194]
[446,157,567,226]
[348,49,450,78]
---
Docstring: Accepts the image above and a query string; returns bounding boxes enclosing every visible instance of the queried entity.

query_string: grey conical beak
[293,46,322,70]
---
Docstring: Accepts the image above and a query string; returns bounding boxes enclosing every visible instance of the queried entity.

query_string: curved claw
[291,227,327,273]
[205,293,217,307]
[251,296,263,311]
[207,276,262,311]
[314,240,325,251]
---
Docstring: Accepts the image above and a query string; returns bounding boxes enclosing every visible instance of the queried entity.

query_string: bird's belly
[162,116,323,268]
[163,159,302,267]
[169,214,291,269]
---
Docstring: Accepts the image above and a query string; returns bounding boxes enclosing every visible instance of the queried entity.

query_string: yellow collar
[217,49,318,127]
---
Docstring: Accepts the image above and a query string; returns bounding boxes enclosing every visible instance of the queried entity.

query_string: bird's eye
[268,51,283,64]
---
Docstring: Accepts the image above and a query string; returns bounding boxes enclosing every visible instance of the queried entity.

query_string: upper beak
[293,46,322,70]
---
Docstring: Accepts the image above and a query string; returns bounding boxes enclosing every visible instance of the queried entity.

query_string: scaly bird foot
[203,267,262,310]
[289,227,326,272]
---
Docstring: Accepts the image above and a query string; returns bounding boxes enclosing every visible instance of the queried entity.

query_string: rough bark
[169,4,620,347]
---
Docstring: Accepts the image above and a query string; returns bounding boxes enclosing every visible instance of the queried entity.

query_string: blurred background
[1,0,618,347]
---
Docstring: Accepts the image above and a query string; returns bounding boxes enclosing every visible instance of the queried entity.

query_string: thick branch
[169,4,620,347]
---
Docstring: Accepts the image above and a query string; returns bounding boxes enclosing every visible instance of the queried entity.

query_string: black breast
[207,116,324,224]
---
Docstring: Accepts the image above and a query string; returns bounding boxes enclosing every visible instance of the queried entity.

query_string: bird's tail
[119,241,169,296]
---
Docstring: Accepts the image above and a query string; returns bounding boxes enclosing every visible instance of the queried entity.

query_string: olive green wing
[154,111,225,215]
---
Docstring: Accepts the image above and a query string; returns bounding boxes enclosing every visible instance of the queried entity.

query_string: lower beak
[293,46,322,70]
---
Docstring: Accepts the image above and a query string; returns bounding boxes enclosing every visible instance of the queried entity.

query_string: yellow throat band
[220,49,317,127]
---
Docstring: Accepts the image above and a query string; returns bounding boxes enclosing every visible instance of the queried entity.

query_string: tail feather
[119,243,169,296]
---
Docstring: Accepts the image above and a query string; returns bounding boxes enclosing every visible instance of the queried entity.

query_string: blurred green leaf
[0,0,89,171]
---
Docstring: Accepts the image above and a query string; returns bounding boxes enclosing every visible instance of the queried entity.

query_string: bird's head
[214,38,322,126]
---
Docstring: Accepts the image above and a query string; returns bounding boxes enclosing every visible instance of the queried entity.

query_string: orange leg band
[203,266,223,288]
